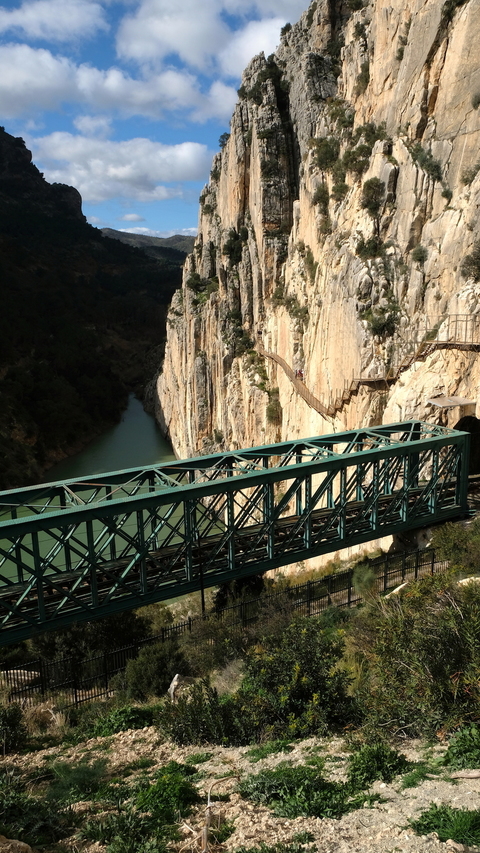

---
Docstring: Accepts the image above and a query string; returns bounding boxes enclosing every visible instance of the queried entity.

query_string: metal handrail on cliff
[256,343,335,419]
[257,314,480,419]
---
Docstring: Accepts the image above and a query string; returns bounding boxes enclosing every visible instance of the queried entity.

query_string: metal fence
[0,548,447,707]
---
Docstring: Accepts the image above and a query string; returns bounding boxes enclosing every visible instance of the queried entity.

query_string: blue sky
[0,0,308,236]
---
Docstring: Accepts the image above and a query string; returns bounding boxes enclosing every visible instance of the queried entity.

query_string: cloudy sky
[0,0,307,235]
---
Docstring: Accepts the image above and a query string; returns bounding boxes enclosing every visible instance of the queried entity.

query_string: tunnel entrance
[454,415,480,474]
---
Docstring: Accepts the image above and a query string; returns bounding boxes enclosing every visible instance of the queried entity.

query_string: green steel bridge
[0,421,470,646]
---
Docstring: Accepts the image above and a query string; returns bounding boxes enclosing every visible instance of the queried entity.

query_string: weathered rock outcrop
[156,0,480,463]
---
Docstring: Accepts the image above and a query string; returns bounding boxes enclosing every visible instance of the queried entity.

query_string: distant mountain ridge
[102,228,195,262]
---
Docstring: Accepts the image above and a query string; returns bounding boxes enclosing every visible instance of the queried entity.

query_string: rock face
[156,0,480,465]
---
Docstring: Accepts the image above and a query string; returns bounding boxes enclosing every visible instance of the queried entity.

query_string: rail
[258,314,480,419]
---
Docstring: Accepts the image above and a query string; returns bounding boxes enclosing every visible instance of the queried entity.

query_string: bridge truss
[0,421,470,645]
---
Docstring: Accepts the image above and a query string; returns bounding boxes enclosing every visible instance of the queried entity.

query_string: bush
[411,245,428,264]
[158,679,248,746]
[123,640,189,701]
[236,617,353,740]
[347,743,409,790]
[0,704,26,754]
[411,144,443,182]
[444,725,480,769]
[313,183,330,213]
[350,572,480,735]
[135,761,200,822]
[46,758,108,803]
[356,236,384,259]
[355,62,370,96]
[312,137,340,171]
[461,241,480,281]
[0,786,75,846]
[91,704,160,737]
[238,762,375,819]
[361,178,385,218]
[461,163,480,185]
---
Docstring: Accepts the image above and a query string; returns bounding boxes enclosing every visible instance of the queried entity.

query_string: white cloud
[0,44,76,116]
[0,0,107,42]
[88,214,103,224]
[0,44,235,121]
[73,114,112,136]
[218,17,283,77]
[119,212,145,221]
[116,0,229,70]
[30,131,213,202]
[120,226,197,237]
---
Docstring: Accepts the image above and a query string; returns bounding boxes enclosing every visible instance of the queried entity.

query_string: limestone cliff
[156,0,480,463]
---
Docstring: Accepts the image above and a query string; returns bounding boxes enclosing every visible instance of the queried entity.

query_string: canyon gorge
[155,0,480,483]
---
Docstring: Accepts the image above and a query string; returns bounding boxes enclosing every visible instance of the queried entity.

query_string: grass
[410,804,480,845]
[246,740,294,763]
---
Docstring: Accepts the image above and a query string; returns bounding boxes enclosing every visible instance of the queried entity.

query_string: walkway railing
[0,547,448,707]
[259,314,480,419]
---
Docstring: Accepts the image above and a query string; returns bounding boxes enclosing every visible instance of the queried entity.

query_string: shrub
[91,704,160,737]
[361,178,385,219]
[0,786,75,846]
[443,725,480,769]
[238,762,374,819]
[411,144,443,182]
[472,92,480,110]
[461,240,480,281]
[219,132,230,150]
[312,137,340,171]
[461,163,480,185]
[355,62,370,96]
[123,640,189,702]
[347,743,409,790]
[46,758,108,803]
[158,679,248,746]
[236,617,352,740]
[350,572,480,735]
[343,144,372,177]
[331,181,349,201]
[313,183,329,213]
[79,806,168,852]
[355,236,384,259]
[411,244,428,264]
[135,761,200,822]
[280,23,292,37]
[266,388,282,425]
[223,229,243,266]
[0,704,26,754]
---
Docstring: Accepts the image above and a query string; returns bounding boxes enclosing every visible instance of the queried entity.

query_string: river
[46,394,175,483]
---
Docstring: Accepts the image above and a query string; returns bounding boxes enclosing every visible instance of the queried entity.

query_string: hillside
[0,128,184,490]
[155,0,480,497]
[101,228,194,263]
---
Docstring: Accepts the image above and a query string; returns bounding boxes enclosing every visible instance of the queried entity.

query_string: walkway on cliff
[257,314,480,421]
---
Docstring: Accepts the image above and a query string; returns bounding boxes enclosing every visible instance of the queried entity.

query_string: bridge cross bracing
[0,421,470,645]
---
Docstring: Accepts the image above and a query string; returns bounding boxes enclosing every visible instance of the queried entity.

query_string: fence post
[39,658,46,698]
[347,569,352,607]
[103,651,109,691]
[188,616,192,633]
[383,557,388,592]
[307,581,312,616]
[431,550,435,575]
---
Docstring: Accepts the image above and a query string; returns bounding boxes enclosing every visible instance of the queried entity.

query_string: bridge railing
[0,548,448,707]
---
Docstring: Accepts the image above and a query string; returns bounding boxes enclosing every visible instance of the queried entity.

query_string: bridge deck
[0,421,470,645]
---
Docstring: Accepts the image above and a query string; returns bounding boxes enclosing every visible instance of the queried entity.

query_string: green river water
[46,394,175,483]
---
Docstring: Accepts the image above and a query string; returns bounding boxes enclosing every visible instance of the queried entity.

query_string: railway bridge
[0,421,470,646]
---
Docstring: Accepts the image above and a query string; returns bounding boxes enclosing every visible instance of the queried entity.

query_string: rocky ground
[4,725,480,853]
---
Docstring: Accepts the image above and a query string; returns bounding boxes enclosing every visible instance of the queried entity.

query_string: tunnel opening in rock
[454,415,480,475]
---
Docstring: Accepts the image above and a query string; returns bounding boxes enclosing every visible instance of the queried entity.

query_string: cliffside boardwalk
[0,422,469,646]
[258,314,480,419]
